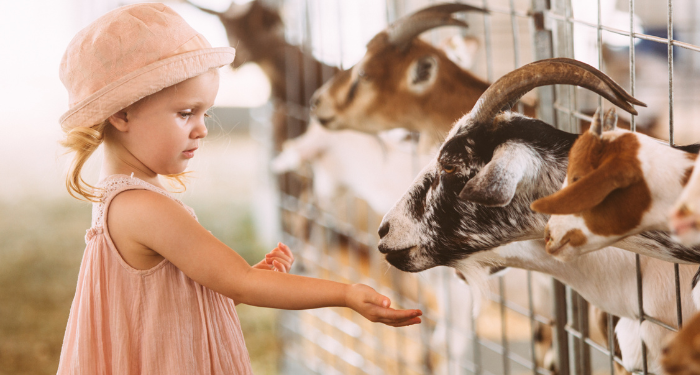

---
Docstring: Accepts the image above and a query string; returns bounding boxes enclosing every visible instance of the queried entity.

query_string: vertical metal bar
[531,0,556,125]
[597,0,603,113]
[577,295,591,375]
[553,280,571,375]
[499,277,511,375]
[471,288,482,375]
[482,0,494,82]
[668,0,675,146]
[526,271,538,375]
[675,263,683,328]
[635,254,648,374]
[629,0,636,132]
[607,313,616,375]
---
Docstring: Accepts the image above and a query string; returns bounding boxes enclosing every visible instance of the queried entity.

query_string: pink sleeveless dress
[57,175,253,375]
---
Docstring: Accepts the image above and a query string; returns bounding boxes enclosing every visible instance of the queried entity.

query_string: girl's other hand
[345,284,422,327]
[252,242,295,273]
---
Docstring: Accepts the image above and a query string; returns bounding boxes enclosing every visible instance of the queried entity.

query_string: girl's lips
[183,147,198,159]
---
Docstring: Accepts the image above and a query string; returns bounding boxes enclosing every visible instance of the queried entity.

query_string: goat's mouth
[381,246,433,273]
[545,238,570,256]
[316,116,336,127]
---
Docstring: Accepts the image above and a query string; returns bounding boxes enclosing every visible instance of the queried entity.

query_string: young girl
[57,3,421,374]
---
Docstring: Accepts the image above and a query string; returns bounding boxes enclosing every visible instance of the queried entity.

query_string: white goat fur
[456,239,697,372]
[271,121,434,215]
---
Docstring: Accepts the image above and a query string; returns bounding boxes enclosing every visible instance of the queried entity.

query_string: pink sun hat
[59,2,236,131]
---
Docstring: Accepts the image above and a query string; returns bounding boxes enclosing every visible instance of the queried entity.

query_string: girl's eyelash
[179,112,193,118]
[204,113,211,118]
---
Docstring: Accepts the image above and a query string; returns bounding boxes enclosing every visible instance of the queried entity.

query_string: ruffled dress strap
[86,174,197,244]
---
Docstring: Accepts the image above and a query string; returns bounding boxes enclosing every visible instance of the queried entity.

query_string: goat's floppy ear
[459,142,531,206]
[407,55,439,94]
[530,161,640,215]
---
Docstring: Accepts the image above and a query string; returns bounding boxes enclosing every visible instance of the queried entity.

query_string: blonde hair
[61,119,190,202]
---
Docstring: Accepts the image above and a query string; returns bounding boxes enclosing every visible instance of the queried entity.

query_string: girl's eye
[179,111,193,119]
[443,165,456,174]
[204,112,211,118]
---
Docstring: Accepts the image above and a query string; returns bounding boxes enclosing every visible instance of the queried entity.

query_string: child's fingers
[365,291,391,308]
[383,317,422,327]
[278,242,295,259]
[266,250,292,265]
[266,253,292,269]
[272,260,287,273]
[378,308,422,322]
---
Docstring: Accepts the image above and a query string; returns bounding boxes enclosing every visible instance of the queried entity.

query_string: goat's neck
[462,240,641,318]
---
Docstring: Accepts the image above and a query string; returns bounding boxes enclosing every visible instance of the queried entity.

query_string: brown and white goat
[309,3,536,148]
[661,311,700,375]
[530,109,700,264]
[670,158,700,247]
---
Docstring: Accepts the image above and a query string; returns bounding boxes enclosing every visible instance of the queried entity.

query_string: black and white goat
[377,58,697,372]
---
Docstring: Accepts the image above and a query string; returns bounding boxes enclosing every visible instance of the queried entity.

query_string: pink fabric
[59,3,235,130]
[57,175,253,375]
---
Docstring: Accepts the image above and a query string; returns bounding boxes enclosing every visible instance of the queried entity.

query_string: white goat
[530,108,700,265]
[271,120,434,215]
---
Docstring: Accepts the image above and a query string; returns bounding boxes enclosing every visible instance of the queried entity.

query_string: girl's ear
[109,111,129,132]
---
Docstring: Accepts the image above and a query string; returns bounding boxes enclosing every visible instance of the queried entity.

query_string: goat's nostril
[310,96,320,110]
[378,222,390,239]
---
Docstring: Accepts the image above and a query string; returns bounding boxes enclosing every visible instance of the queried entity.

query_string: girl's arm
[108,190,421,326]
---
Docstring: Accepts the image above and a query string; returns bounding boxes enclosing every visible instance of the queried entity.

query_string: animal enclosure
[262,0,700,374]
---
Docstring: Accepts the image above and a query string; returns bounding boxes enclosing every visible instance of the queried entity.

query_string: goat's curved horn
[471,58,646,125]
[387,3,487,50]
[183,0,222,16]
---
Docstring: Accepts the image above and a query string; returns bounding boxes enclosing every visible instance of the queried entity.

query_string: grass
[0,196,280,374]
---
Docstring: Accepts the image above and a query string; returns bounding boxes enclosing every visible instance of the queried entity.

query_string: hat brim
[60,47,236,131]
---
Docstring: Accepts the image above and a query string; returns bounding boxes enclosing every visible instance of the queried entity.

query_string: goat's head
[670,157,700,246]
[377,58,644,272]
[529,111,700,262]
[186,0,284,68]
[661,311,700,375]
[310,3,489,134]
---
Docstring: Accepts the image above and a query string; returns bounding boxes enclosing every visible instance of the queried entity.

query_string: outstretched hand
[252,242,295,273]
[345,284,422,327]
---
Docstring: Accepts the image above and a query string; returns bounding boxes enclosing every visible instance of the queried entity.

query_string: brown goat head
[310,4,492,135]
[662,312,700,375]
[531,108,651,236]
[186,1,284,69]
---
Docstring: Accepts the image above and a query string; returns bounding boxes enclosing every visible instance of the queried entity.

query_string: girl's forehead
[141,70,220,108]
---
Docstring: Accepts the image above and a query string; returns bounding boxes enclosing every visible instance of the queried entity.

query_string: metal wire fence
[268,0,700,374]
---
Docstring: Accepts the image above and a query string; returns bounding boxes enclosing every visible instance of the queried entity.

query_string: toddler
[57,3,421,374]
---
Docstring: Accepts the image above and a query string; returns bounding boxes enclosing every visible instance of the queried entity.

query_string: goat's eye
[572,176,581,183]
[443,165,456,174]
[358,69,369,81]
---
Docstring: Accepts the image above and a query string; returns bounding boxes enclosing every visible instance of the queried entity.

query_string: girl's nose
[192,116,208,139]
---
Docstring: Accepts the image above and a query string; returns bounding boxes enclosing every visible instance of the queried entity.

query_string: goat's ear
[530,161,640,215]
[459,142,532,207]
[407,55,439,94]
[603,107,617,131]
[589,108,603,137]
[589,108,618,137]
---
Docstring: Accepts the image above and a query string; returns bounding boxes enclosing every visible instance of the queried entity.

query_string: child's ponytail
[60,120,109,202]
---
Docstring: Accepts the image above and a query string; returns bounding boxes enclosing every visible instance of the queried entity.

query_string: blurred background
[3,0,700,374]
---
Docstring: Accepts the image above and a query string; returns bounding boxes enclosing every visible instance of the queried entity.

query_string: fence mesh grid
[268,0,700,374]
